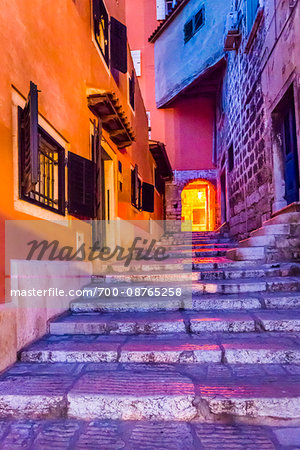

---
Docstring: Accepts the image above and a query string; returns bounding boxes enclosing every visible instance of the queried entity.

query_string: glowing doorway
[181,180,216,231]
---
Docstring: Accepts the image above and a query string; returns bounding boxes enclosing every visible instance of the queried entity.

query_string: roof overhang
[88,91,135,149]
[149,140,173,180]
[157,56,226,108]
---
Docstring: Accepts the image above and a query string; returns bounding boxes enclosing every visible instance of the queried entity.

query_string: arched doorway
[181,179,216,231]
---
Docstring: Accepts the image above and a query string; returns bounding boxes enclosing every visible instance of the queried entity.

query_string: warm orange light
[181,180,216,232]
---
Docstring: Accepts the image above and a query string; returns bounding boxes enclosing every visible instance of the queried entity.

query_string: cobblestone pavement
[0,419,299,449]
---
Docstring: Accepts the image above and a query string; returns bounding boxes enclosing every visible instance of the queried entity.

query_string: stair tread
[0,418,296,449]
[1,361,300,421]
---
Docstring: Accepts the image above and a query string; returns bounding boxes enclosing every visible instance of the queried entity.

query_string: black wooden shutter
[110,16,127,73]
[142,182,155,213]
[129,71,135,109]
[21,81,39,194]
[68,151,96,218]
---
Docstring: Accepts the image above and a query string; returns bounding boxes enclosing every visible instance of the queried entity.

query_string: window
[110,17,128,74]
[118,160,122,173]
[129,71,135,110]
[18,83,65,215]
[228,144,234,172]
[131,165,140,209]
[146,111,151,139]
[184,7,205,43]
[131,50,141,77]
[155,167,164,194]
[246,0,260,33]
[93,0,109,64]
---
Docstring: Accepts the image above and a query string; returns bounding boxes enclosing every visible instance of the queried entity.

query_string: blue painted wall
[154,0,231,107]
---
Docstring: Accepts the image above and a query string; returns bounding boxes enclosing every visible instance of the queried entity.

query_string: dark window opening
[129,71,135,110]
[18,88,65,215]
[246,0,260,33]
[165,0,174,15]
[118,160,122,173]
[184,7,205,43]
[228,144,234,172]
[194,8,204,31]
[131,165,140,209]
[119,181,123,192]
[93,0,109,64]
[184,20,193,43]
[155,167,164,195]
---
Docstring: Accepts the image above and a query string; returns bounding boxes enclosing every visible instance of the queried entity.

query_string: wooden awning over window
[88,92,135,148]
[149,140,173,180]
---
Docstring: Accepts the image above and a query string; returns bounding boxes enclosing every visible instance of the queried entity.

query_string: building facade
[0,0,171,371]
[217,0,300,239]
[127,0,231,232]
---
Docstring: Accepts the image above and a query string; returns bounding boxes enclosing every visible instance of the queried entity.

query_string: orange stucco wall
[0,0,165,371]
[0,0,163,299]
[125,0,215,171]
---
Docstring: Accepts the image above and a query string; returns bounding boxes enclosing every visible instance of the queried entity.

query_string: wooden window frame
[93,0,109,65]
[18,110,66,215]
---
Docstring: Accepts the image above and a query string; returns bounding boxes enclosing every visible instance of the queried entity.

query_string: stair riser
[50,321,187,335]
[198,269,270,281]
[1,394,300,422]
[20,348,300,365]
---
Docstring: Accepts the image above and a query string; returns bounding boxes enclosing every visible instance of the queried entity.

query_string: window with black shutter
[131,165,141,209]
[184,6,205,43]
[129,71,135,110]
[93,0,109,64]
[68,151,96,219]
[155,167,165,195]
[110,16,127,73]
[142,182,155,213]
[18,82,65,215]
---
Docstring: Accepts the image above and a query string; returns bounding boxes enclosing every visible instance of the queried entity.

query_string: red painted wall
[126,0,215,171]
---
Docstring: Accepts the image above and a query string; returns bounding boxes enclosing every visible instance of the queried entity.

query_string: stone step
[170,249,231,258]
[83,277,299,298]
[198,267,280,280]
[71,291,300,313]
[104,272,199,283]
[195,277,300,295]
[263,211,300,226]
[71,293,264,313]
[239,235,276,248]
[250,224,291,238]
[227,246,265,261]
[2,362,300,422]
[49,310,300,335]
[0,419,298,448]
[19,333,300,365]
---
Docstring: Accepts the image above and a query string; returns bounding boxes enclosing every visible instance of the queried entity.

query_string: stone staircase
[0,230,300,447]
[227,207,300,263]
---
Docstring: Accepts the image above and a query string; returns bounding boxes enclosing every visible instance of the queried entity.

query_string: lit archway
[181,179,216,231]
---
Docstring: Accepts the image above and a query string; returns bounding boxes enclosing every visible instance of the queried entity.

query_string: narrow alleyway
[0,223,300,447]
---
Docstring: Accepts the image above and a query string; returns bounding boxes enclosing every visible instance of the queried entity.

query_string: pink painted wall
[126,0,215,172]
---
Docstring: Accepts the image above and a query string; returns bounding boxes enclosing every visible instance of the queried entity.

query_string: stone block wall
[216,0,273,239]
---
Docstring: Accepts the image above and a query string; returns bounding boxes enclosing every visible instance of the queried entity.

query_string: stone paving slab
[19,332,300,365]
[2,362,300,422]
[50,309,300,335]
[50,311,187,335]
[0,419,298,449]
